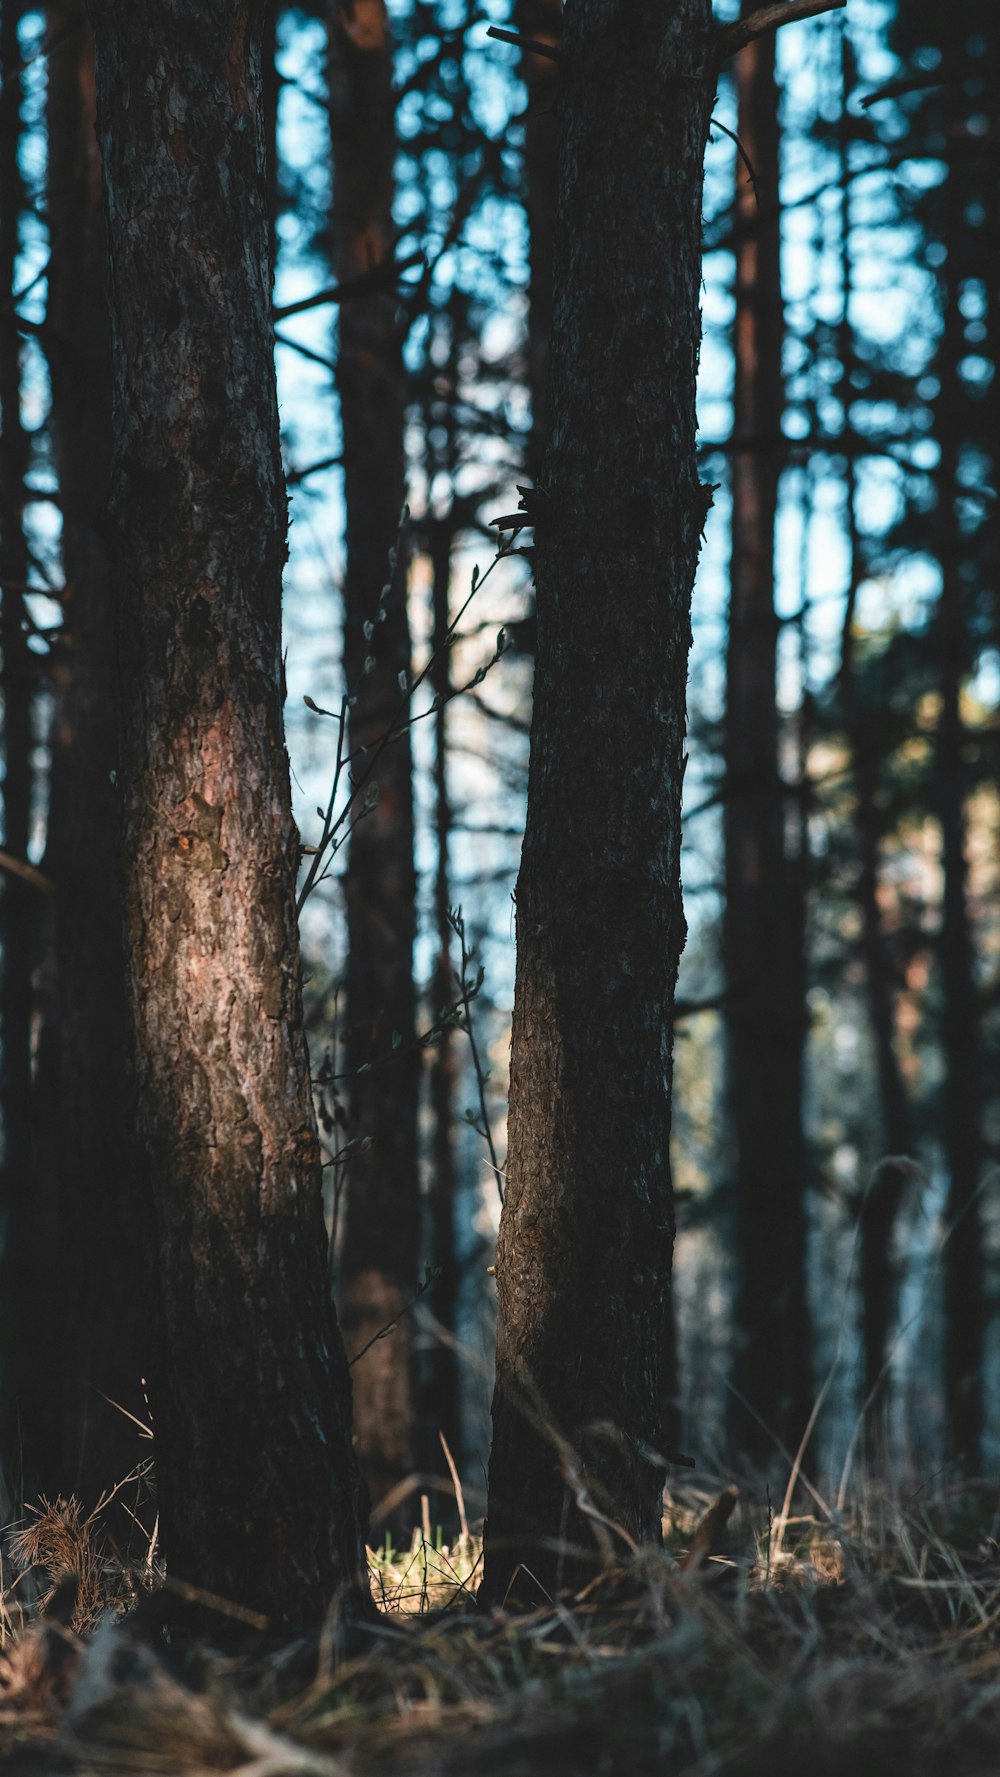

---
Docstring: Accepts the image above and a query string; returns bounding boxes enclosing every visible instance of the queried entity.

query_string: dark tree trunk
[0,0,39,1491]
[30,0,146,1508]
[328,0,420,1507]
[917,163,984,1468]
[936,347,983,1471]
[724,18,810,1465]
[836,25,915,1458]
[938,568,982,1470]
[88,0,367,1623]
[262,0,280,277]
[484,0,714,1603]
[846,658,915,1450]
[517,0,561,481]
[425,516,462,1465]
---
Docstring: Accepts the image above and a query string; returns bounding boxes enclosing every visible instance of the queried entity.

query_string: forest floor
[3,1475,1000,1774]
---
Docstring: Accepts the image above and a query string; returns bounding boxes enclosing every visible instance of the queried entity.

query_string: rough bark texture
[31,0,146,1506]
[484,0,714,1602]
[724,19,810,1464]
[88,0,367,1622]
[517,0,561,481]
[0,0,39,1489]
[328,0,420,1507]
[425,517,461,1465]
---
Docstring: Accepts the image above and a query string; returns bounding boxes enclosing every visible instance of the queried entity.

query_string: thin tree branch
[286,454,343,487]
[0,19,81,94]
[272,249,423,321]
[485,26,561,63]
[0,849,54,893]
[273,330,338,375]
[449,907,504,1204]
[719,0,845,61]
[348,1268,439,1367]
[710,116,759,205]
[861,65,1000,110]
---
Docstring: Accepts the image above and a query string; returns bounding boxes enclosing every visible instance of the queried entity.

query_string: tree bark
[724,16,810,1465]
[936,328,983,1471]
[328,0,420,1508]
[30,0,147,1508]
[0,0,39,1490]
[835,21,915,1460]
[938,571,982,1470]
[87,0,367,1623]
[517,0,561,482]
[425,515,462,1465]
[484,0,714,1603]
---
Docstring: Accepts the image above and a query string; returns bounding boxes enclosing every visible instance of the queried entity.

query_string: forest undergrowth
[3,1472,1000,1774]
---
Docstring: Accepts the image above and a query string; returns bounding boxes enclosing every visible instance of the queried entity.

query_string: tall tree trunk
[938,564,982,1471]
[843,614,916,1451]
[835,20,915,1459]
[936,295,983,1470]
[724,16,810,1464]
[484,0,714,1604]
[328,0,420,1508]
[262,0,280,278]
[30,0,146,1508]
[517,0,560,481]
[0,0,39,1492]
[425,515,462,1465]
[88,0,367,1623]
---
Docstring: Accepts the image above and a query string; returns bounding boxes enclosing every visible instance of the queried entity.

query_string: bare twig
[448,907,503,1202]
[0,18,81,95]
[274,330,338,375]
[719,0,845,61]
[298,534,514,912]
[159,1574,269,1631]
[348,1267,440,1368]
[0,849,54,894]
[710,116,759,206]
[286,454,344,487]
[439,1432,470,1545]
[485,25,561,63]
[861,65,1000,110]
[272,250,423,321]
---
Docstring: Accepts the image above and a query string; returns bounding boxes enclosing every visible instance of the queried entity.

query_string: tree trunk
[328,0,420,1508]
[484,0,714,1603]
[88,0,367,1623]
[936,337,983,1471]
[29,0,147,1509]
[262,0,280,276]
[836,21,915,1460]
[938,562,982,1471]
[724,17,810,1465]
[517,0,561,482]
[0,0,39,1491]
[425,516,462,1465]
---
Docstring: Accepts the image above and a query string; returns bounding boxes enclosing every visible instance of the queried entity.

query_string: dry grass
[4,1474,1000,1773]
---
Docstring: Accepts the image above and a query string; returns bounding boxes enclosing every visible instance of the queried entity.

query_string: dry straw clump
[4,1476,1000,1773]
